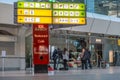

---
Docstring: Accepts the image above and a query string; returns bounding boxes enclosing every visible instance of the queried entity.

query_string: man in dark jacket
[52,49,58,70]
[86,49,92,69]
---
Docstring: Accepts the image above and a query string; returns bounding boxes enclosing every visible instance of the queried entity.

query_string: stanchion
[32,64,34,76]
[2,57,5,73]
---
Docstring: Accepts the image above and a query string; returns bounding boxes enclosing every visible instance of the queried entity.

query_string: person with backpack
[86,49,92,69]
[52,49,58,70]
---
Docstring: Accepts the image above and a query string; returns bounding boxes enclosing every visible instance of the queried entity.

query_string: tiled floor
[0,67,120,80]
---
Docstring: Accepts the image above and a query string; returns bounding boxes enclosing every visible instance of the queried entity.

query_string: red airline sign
[33,24,49,64]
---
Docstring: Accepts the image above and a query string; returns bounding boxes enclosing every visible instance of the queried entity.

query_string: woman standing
[63,48,69,70]
[81,48,88,70]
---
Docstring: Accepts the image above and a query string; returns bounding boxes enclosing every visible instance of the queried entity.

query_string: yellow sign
[53,17,86,24]
[118,39,120,46]
[17,9,52,16]
[17,16,52,24]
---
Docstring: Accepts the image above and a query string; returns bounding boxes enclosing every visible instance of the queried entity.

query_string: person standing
[69,50,74,61]
[97,52,102,68]
[86,49,92,69]
[52,49,58,70]
[81,48,88,70]
[63,48,69,70]
[114,51,118,66]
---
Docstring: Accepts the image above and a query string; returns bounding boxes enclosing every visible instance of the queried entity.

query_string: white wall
[0,26,26,70]
[0,3,28,70]
[0,35,17,42]
[15,27,26,70]
[0,3,14,24]
[0,58,20,70]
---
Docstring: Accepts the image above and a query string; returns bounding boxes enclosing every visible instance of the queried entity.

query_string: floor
[0,67,120,80]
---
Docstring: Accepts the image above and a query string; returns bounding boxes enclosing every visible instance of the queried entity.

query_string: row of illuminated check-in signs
[17,2,85,10]
[14,2,86,24]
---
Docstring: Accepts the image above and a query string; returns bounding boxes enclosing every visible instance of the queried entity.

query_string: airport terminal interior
[0,0,120,79]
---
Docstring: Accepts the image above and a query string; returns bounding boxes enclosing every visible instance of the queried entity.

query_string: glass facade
[94,0,120,17]
[50,30,120,66]
[85,0,95,12]
[0,0,17,4]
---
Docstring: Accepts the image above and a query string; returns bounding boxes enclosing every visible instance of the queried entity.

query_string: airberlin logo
[35,25,47,31]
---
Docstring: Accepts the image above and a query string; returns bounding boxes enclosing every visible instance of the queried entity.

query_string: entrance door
[89,44,103,67]
[95,44,103,58]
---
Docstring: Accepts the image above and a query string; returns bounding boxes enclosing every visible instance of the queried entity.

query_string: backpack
[52,49,58,60]
[81,51,89,60]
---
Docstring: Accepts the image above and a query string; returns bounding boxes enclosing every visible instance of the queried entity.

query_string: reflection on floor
[0,67,120,80]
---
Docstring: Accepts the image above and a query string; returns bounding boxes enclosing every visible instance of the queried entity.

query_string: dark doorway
[95,44,103,58]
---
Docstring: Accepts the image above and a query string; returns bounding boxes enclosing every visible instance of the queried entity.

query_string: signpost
[33,24,49,65]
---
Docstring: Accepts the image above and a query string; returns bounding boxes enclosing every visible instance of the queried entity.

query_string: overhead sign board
[53,3,85,10]
[17,9,52,16]
[53,17,85,24]
[14,1,86,24]
[17,16,52,24]
[17,2,51,9]
[53,10,85,17]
